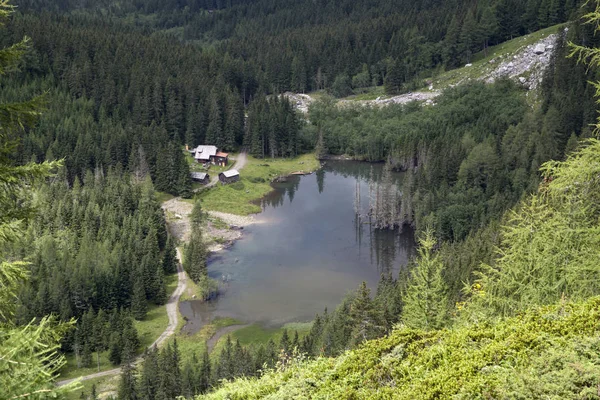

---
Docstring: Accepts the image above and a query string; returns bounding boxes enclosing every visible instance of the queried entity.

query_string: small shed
[214,152,229,166]
[190,172,210,185]
[219,169,240,184]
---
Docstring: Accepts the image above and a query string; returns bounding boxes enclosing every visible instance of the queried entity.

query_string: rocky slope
[288,28,562,112]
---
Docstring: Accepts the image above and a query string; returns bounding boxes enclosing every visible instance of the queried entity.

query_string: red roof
[216,152,229,158]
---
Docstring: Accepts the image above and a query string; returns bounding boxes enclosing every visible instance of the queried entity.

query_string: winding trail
[56,153,248,387]
[56,249,187,387]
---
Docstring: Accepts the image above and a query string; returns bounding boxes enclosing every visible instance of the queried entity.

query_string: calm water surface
[180,161,415,333]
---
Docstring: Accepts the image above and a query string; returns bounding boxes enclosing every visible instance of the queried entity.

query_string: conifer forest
[4,0,600,399]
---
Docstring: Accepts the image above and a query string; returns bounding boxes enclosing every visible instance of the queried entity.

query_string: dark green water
[180,161,415,333]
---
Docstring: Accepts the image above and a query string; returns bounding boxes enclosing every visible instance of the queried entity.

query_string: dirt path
[206,324,251,353]
[56,249,187,387]
[206,151,247,188]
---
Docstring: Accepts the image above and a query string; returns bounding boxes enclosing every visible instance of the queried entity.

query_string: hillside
[198,136,600,399]
[202,297,600,399]
[3,0,600,399]
[287,24,564,111]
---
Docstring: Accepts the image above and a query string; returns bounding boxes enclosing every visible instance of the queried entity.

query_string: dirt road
[206,151,247,188]
[56,249,187,387]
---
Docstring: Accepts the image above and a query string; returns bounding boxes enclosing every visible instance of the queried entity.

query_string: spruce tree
[0,3,74,396]
[139,346,159,399]
[349,282,384,346]
[108,332,123,365]
[184,202,208,284]
[384,59,403,95]
[402,230,449,330]
[131,276,148,320]
[279,329,290,356]
[199,349,211,393]
[118,355,138,400]
[162,235,178,274]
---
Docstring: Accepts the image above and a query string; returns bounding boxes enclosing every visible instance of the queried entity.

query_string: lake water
[180,161,415,334]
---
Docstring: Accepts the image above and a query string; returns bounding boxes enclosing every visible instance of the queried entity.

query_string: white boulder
[534,44,546,54]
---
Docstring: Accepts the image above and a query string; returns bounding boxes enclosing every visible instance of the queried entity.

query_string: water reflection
[181,161,415,333]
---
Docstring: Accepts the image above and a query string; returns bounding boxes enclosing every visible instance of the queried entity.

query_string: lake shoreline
[206,162,323,255]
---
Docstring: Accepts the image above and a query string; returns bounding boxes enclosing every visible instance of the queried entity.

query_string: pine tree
[0,3,74,396]
[81,342,93,368]
[153,264,167,305]
[384,58,403,95]
[162,235,178,274]
[199,349,211,393]
[349,282,384,346]
[279,329,290,355]
[402,230,449,330]
[108,332,123,365]
[184,202,208,284]
[139,346,159,399]
[131,276,147,320]
[480,6,499,55]
[443,15,462,68]
[118,354,138,400]
[291,55,308,93]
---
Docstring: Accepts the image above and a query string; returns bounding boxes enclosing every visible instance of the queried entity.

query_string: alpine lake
[179,161,416,334]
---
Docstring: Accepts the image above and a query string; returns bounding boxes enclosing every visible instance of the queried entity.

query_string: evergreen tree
[349,282,384,346]
[291,55,308,93]
[279,329,290,355]
[384,58,403,95]
[199,349,211,393]
[184,202,208,284]
[131,276,148,320]
[139,346,159,399]
[331,73,353,98]
[0,3,75,396]
[163,235,179,274]
[443,15,462,68]
[402,230,449,330]
[118,356,138,400]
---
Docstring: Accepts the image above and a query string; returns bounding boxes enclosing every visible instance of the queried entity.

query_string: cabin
[190,145,218,164]
[189,145,230,166]
[190,172,210,185]
[214,152,229,166]
[219,169,240,184]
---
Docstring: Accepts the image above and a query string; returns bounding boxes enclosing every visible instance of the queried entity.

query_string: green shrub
[230,181,245,190]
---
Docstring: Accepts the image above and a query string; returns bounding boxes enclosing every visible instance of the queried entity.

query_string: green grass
[211,322,312,357]
[156,191,175,203]
[166,316,243,366]
[60,351,115,381]
[58,273,178,380]
[423,23,566,91]
[197,153,320,215]
[64,375,120,400]
[340,86,387,101]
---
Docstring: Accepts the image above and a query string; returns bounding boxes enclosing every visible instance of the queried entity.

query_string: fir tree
[402,230,449,330]
[384,58,403,95]
[131,276,148,320]
[349,282,384,346]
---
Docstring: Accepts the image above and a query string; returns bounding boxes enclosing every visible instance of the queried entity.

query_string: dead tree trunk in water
[370,160,400,230]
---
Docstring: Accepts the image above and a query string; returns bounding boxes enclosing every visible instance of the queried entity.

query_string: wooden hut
[190,172,210,185]
[219,169,240,184]
[214,152,229,166]
[191,145,218,164]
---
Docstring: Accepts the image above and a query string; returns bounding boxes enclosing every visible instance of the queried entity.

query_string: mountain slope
[200,297,600,399]
[198,139,600,399]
